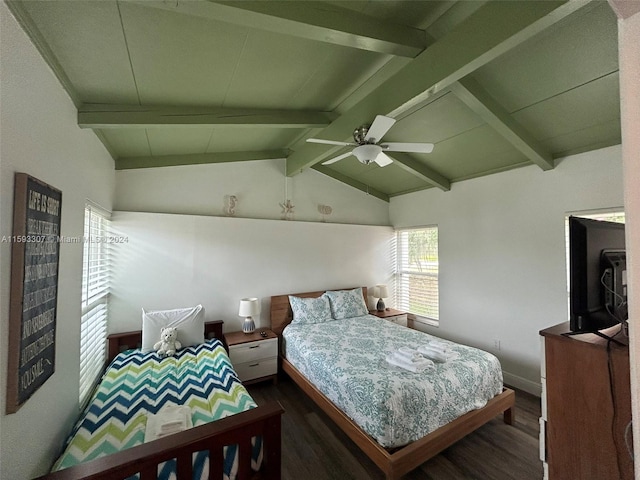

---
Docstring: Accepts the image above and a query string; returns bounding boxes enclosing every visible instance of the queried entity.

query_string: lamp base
[376,298,386,312]
[242,316,256,334]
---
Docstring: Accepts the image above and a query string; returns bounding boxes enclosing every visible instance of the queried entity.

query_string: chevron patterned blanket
[52,339,260,479]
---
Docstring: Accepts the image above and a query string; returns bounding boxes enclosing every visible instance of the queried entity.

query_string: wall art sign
[6,173,62,413]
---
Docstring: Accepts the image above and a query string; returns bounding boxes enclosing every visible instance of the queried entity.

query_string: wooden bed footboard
[34,401,284,480]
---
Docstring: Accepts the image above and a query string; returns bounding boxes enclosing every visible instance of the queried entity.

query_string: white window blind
[396,226,439,325]
[80,204,111,406]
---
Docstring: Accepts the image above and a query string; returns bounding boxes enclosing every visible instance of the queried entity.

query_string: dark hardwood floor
[247,377,542,480]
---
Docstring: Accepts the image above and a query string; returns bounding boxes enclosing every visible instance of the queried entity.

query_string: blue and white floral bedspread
[282,315,503,448]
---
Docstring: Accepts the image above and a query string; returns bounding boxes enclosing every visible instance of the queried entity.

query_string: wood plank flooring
[247,378,542,479]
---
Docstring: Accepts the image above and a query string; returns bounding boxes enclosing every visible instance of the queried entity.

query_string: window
[395,226,439,325]
[79,204,111,406]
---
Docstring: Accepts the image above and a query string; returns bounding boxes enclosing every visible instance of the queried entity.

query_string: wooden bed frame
[36,321,284,480]
[271,288,515,480]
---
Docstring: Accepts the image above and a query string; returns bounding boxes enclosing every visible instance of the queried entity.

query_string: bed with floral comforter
[281,315,503,448]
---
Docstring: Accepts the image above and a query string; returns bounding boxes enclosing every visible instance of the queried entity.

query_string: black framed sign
[6,173,62,413]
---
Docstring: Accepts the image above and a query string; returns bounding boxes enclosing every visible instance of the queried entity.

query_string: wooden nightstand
[369,308,408,327]
[224,329,278,385]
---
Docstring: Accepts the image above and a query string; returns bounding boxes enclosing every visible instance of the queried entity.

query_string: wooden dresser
[539,323,632,480]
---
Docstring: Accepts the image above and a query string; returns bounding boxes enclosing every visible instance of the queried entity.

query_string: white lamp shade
[376,285,389,298]
[238,298,260,317]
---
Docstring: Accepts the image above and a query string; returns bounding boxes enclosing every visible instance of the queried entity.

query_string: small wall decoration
[318,204,333,222]
[223,195,238,216]
[280,199,295,220]
[6,173,62,413]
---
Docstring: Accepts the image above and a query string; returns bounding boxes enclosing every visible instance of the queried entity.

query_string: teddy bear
[154,327,182,357]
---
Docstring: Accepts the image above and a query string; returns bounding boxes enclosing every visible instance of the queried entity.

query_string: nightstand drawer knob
[249,345,260,349]
[249,363,259,367]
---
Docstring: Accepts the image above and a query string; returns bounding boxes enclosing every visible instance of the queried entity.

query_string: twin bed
[38,321,283,480]
[41,287,514,480]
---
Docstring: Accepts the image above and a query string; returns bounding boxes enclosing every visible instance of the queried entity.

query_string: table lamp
[238,298,259,333]
[374,284,388,311]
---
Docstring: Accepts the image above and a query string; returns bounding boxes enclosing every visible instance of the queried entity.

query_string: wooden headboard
[270,287,368,336]
[106,320,224,363]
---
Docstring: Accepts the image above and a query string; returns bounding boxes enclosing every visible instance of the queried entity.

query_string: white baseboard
[503,371,541,397]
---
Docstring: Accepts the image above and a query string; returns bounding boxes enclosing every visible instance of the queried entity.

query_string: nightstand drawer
[385,314,408,327]
[233,357,277,382]
[229,337,277,364]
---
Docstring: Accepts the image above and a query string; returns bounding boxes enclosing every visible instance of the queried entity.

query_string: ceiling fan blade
[322,152,353,165]
[365,115,396,143]
[381,142,434,153]
[373,152,394,167]
[306,138,355,147]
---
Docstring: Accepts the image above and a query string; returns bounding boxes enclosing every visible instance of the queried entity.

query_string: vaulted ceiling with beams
[8,0,620,202]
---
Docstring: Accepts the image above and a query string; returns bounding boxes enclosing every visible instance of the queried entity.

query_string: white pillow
[141,305,205,352]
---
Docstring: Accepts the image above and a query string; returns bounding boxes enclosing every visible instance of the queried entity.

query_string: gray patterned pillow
[289,294,333,325]
[325,288,368,320]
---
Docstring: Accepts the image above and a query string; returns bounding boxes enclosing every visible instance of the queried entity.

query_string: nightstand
[224,329,278,385]
[369,308,408,327]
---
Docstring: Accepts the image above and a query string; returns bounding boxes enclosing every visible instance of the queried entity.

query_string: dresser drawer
[229,337,277,364]
[233,357,277,382]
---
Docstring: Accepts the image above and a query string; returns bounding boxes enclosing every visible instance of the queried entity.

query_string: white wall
[0,4,115,479]
[109,211,393,334]
[390,145,624,394]
[115,160,390,226]
[615,5,640,470]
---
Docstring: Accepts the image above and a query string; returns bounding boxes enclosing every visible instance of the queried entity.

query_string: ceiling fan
[306,115,434,167]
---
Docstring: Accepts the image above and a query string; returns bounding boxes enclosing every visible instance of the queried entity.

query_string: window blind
[79,204,111,406]
[396,226,439,325]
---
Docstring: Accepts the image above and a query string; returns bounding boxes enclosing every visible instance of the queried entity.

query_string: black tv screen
[568,216,627,333]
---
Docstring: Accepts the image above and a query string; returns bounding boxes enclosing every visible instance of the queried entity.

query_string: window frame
[395,225,440,327]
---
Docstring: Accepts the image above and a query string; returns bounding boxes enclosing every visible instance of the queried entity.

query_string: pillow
[141,304,205,352]
[325,288,368,320]
[289,294,332,325]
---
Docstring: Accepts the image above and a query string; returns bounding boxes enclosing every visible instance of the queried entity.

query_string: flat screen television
[568,216,627,334]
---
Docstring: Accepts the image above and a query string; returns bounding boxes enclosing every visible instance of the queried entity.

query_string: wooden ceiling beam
[388,153,451,191]
[127,0,425,57]
[450,78,554,171]
[115,149,288,170]
[312,165,389,203]
[286,0,586,176]
[78,104,336,129]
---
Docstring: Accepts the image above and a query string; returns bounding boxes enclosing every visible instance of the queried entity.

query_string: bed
[271,287,515,480]
[36,321,284,480]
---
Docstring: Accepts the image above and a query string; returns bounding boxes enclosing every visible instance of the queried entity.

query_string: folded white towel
[145,405,193,442]
[426,341,449,353]
[386,353,433,372]
[417,345,448,363]
[396,347,424,362]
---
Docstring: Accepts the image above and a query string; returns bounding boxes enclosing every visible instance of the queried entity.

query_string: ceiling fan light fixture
[352,144,382,164]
